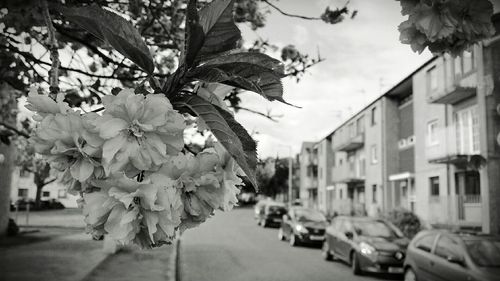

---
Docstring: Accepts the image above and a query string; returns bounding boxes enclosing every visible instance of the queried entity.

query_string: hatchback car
[278,207,327,246]
[322,216,409,275]
[404,230,500,281]
[255,201,287,227]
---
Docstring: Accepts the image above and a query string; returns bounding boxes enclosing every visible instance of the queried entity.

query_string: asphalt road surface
[179,207,402,281]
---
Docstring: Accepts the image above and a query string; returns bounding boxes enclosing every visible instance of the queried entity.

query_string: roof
[316,56,438,143]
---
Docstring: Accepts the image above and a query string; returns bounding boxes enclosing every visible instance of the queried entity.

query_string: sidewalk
[0,226,178,281]
[0,228,108,281]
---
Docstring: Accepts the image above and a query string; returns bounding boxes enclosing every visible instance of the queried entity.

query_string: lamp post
[278,144,293,209]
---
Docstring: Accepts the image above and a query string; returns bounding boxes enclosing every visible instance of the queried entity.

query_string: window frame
[415,233,438,253]
[370,145,378,164]
[429,176,440,197]
[427,120,439,146]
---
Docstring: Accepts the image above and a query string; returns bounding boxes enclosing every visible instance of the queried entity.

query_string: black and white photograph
[1,0,500,281]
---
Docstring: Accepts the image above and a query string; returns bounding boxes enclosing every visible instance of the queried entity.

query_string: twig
[0,122,30,138]
[262,0,321,21]
[232,106,280,122]
[41,0,60,97]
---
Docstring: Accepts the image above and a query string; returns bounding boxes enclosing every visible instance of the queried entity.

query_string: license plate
[309,235,324,241]
[273,218,282,222]
[388,267,403,273]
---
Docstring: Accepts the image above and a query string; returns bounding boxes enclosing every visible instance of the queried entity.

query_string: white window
[371,145,378,164]
[427,120,439,146]
[463,50,474,74]
[456,106,480,154]
[427,66,438,92]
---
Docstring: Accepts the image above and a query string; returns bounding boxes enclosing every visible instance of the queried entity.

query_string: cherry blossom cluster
[26,88,242,248]
[397,0,495,55]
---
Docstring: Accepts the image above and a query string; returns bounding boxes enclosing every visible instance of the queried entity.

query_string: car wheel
[290,234,299,247]
[321,241,333,261]
[278,228,285,241]
[351,252,363,275]
[404,268,417,281]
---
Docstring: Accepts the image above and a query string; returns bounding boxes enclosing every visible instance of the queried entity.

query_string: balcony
[427,72,477,104]
[426,126,479,165]
[335,133,364,152]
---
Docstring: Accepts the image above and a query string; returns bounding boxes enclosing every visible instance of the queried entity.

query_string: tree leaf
[59,4,154,73]
[199,52,285,75]
[183,0,242,66]
[183,0,205,67]
[214,106,258,174]
[172,95,258,190]
[187,62,292,104]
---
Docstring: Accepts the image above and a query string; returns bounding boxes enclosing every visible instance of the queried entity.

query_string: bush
[385,208,422,239]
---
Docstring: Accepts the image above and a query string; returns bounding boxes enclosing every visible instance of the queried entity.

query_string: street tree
[0,0,355,237]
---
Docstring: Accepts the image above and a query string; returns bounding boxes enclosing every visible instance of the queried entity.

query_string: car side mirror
[345,231,354,240]
[447,255,465,266]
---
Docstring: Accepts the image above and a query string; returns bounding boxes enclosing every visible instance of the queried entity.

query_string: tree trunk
[34,173,44,209]
[0,143,15,236]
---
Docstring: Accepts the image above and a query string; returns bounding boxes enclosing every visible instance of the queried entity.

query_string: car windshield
[465,239,500,267]
[353,220,399,238]
[295,209,326,222]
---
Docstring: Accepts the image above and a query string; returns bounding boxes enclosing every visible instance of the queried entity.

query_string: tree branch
[232,106,281,122]
[41,0,60,96]
[262,0,322,21]
[43,177,57,186]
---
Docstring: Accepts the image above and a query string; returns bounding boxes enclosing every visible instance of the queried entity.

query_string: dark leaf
[215,106,258,174]
[183,0,242,66]
[183,0,205,67]
[188,61,293,105]
[59,4,154,73]
[172,95,258,190]
[198,52,285,74]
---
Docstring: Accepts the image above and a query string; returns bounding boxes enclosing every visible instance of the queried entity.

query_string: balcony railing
[426,126,479,165]
[335,132,364,152]
[427,72,477,104]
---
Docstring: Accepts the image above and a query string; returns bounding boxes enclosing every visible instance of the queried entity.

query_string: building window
[455,106,480,154]
[18,188,28,197]
[427,66,438,92]
[372,185,377,203]
[339,189,343,199]
[42,191,50,197]
[319,167,322,178]
[427,120,439,146]
[454,56,462,78]
[357,116,364,134]
[445,56,454,88]
[58,189,67,199]
[429,176,440,196]
[371,145,378,164]
[463,50,474,74]
[371,107,377,126]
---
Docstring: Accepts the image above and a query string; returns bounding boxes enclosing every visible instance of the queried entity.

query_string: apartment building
[316,136,335,214]
[413,32,500,233]
[311,33,500,234]
[298,142,318,208]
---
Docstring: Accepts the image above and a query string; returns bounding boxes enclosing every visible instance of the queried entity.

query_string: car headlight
[295,224,308,234]
[359,242,377,256]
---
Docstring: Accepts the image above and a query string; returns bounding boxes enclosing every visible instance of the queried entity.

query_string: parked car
[12,198,36,211]
[403,230,500,281]
[278,207,327,247]
[322,216,409,276]
[40,199,65,210]
[255,201,287,228]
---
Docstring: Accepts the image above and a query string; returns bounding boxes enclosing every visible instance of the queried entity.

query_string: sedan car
[255,201,287,227]
[278,207,327,246]
[322,216,409,275]
[403,230,500,281]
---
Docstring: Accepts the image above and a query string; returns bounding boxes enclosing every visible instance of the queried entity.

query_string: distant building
[306,13,500,234]
[299,142,317,208]
[10,168,79,208]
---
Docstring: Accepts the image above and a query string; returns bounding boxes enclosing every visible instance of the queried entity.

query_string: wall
[412,57,452,225]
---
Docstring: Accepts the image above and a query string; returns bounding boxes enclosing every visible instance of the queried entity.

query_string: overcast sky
[235,0,432,159]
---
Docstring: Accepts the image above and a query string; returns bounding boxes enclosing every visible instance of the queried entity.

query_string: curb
[168,237,181,281]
